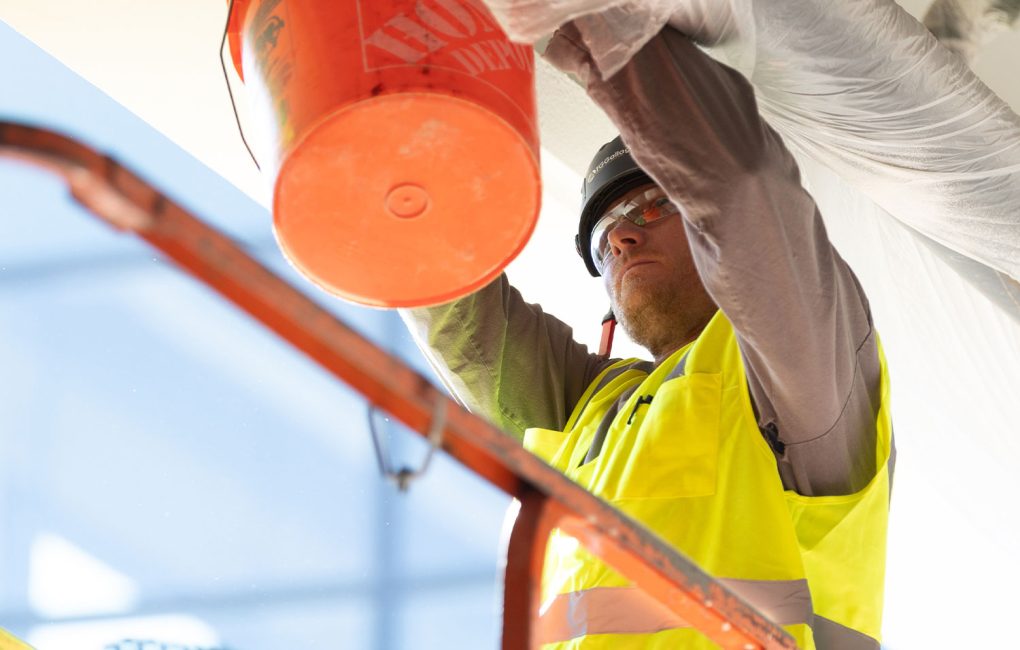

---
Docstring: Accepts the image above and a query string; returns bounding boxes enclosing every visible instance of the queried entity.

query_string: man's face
[597,184,714,358]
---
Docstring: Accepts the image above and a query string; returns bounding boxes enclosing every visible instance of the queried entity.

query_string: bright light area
[29,533,138,619]
[28,615,220,650]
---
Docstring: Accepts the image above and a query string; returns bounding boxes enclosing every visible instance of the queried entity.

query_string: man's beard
[611,279,690,360]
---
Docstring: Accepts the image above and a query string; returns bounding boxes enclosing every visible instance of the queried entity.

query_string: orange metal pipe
[0,122,797,650]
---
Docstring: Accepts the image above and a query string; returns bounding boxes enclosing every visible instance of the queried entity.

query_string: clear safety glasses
[590,187,680,273]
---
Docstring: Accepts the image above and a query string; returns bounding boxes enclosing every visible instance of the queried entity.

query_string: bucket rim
[270,91,542,308]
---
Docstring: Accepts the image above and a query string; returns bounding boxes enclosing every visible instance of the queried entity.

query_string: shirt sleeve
[544,22,883,496]
[399,274,612,440]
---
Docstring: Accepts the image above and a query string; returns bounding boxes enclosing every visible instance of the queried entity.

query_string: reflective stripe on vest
[570,359,655,428]
[538,579,812,645]
[812,616,880,649]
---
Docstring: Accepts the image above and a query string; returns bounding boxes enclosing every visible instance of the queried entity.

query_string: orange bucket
[226,0,541,307]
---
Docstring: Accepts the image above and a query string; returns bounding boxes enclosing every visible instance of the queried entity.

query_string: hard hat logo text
[587,149,631,185]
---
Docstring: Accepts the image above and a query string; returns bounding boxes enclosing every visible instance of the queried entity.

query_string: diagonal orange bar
[0,122,797,650]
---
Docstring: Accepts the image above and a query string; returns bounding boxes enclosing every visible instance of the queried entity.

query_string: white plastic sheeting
[486,0,1020,284]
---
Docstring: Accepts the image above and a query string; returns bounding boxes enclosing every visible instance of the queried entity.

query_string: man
[402,18,893,650]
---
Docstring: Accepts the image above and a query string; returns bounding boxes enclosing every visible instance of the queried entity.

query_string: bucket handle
[219,0,261,170]
[367,399,447,492]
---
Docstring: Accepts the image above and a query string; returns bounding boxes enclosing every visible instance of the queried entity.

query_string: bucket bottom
[273,92,541,308]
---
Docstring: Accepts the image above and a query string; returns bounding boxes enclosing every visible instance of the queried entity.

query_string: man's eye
[626,205,647,221]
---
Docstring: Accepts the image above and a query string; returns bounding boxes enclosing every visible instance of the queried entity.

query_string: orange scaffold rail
[0,122,798,650]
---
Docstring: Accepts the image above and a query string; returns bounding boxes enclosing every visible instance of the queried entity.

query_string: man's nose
[607,220,646,258]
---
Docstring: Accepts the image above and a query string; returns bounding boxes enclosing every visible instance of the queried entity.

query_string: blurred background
[0,17,516,649]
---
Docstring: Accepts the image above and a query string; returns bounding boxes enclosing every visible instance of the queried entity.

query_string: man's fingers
[542,22,597,86]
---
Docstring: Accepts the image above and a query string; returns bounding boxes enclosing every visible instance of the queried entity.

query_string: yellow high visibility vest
[523,311,892,649]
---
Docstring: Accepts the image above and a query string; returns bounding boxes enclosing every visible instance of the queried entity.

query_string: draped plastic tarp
[483,0,1020,643]
[486,0,1020,289]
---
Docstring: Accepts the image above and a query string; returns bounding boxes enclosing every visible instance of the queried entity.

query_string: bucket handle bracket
[367,397,446,492]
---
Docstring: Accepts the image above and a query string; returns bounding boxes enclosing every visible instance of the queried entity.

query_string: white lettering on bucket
[416,0,495,38]
[363,28,430,64]
[449,39,533,76]
[365,14,449,64]
[362,0,526,74]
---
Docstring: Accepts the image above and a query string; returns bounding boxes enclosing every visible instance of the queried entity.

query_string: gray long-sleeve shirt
[402,22,887,498]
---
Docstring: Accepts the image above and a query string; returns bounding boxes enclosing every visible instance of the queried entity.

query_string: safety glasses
[590,187,680,274]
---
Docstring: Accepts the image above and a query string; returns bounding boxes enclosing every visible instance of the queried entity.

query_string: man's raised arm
[545,22,884,496]
[400,275,611,440]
